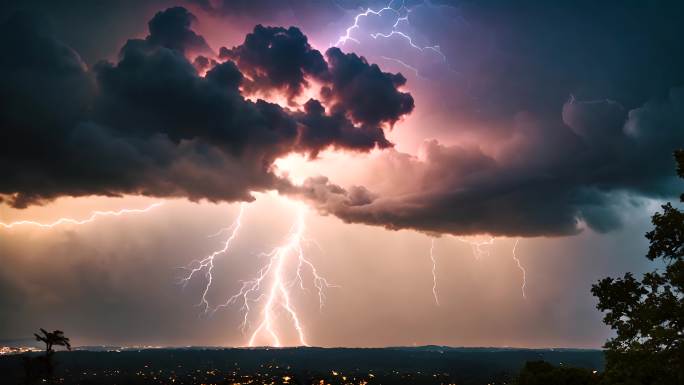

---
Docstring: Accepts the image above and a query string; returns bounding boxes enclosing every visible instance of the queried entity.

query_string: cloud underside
[294,91,684,237]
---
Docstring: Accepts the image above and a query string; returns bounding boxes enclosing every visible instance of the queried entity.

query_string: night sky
[1,0,683,348]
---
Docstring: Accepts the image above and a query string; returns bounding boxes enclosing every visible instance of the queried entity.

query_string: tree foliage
[514,361,601,385]
[591,150,684,385]
[26,329,71,383]
[34,328,71,355]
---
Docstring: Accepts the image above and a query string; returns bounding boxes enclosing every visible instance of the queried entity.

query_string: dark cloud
[323,48,414,127]
[292,92,684,237]
[0,7,412,208]
[146,6,212,55]
[294,99,391,155]
[0,0,175,65]
[219,25,327,100]
[192,54,218,74]
[220,26,414,127]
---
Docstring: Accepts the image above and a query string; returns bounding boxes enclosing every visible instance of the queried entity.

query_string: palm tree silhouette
[30,329,71,381]
[34,329,71,354]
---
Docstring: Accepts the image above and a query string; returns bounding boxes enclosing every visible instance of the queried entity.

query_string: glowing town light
[0,202,164,229]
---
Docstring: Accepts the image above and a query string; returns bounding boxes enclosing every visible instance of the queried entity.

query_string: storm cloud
[294,91,684,237]
[265,0,684,237]
[2,1,684,238]
[0,7,412,208]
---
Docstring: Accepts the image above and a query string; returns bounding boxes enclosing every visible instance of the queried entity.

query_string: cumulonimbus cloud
[2,4,684,239]
[0,7,413,208]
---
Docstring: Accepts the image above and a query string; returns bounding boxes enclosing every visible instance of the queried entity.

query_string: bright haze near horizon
[1,0,683,349]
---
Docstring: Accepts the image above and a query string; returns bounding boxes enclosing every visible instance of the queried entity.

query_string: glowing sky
[1,0,683,348]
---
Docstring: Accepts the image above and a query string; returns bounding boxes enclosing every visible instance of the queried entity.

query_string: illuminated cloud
[1,1,683,238]
[294,91,684,237]
[219,25,328,99]
[0,7,412,208]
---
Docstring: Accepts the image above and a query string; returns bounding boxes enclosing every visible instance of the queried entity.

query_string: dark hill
[0,346,604,384]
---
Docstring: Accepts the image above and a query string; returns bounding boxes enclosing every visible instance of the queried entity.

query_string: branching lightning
[179,203,246,314]
[0,202,164,229]
[230,205,336,347]
[3,196,335,347]
[334,0,447,63]
[180,202,335,347]
[1,193,525,345]
[456,236,496,259]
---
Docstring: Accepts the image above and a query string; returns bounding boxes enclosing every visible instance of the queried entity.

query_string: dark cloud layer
[0,7,411,208]
[294,91,684,237]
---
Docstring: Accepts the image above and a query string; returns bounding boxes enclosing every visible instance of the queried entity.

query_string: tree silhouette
[31,328,71,381]
[34,328,71,355]
[514,361,601,385]
[591,150,684,385]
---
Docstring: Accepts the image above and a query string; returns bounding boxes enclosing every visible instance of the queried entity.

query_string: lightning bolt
[380,56,422,78]
[0,202,164,229]
[181,202,335,347]
[237,205,335,347]
[334,0,447,62]
[429,238,439,306]
[179,203,246,314]
[431,236,528,300]
[512,238,527,299]
[456,236,496,259]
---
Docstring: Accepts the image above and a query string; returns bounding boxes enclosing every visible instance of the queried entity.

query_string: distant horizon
[1,339,605,352]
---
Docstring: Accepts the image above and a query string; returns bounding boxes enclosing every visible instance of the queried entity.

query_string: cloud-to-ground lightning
[430,236,528,300]
[179,203,246,314]
[231,205,335,347]
[511,238,527,299]
[181,202,335,347]
[0,202,164,229]
[429,238,439,305]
